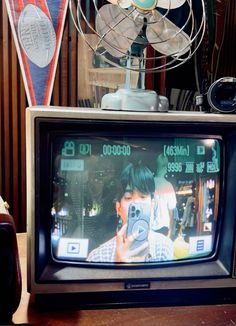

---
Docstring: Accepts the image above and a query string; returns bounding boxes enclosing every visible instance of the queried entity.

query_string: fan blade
[156,0,186,10]
[146,11,191,56]
[96,5,143,58]
[106,0,132,9]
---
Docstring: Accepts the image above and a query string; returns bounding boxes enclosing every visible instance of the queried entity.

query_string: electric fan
[70,0,206,111]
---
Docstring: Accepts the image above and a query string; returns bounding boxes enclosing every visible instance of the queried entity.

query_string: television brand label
[125,282,151,290]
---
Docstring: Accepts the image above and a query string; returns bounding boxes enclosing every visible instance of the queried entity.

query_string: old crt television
[26,106,236,308]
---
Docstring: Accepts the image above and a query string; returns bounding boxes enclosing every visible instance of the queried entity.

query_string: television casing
[26,106,236,308]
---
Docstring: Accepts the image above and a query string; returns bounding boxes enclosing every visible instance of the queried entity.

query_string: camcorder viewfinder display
[51,136,221,264]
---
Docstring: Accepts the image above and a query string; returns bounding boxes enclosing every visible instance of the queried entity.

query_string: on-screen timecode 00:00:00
[102,144,131,156]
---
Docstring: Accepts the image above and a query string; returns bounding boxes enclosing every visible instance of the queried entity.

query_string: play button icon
[137,225,145,236]
[56,238,89,259]
[132,220,149,241]
[67,242,80,254]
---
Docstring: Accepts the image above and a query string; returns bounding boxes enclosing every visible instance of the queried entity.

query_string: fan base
[101,88,169,112]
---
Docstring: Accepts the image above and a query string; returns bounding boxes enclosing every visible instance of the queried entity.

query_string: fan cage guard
[70,0,206,73]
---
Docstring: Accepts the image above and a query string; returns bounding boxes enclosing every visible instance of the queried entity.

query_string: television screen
[50,134,221,264]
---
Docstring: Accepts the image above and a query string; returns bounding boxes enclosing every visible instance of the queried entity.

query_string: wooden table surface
[12,233,236,326]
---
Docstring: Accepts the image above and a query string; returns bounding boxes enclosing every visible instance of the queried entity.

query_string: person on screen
[87,162,174,263]
[180,182,197,241]
[152,154,177,239]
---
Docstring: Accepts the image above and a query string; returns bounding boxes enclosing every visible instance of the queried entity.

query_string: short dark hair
[115,162,155,201]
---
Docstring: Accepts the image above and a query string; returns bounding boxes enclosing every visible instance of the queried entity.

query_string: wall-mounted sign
[5,0,68,106]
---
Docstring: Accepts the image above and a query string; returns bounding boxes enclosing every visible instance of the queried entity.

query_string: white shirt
[153,176,177,230]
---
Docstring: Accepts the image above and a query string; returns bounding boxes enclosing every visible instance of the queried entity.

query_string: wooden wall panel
[0,1,27,231]
[0,2,77,231]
